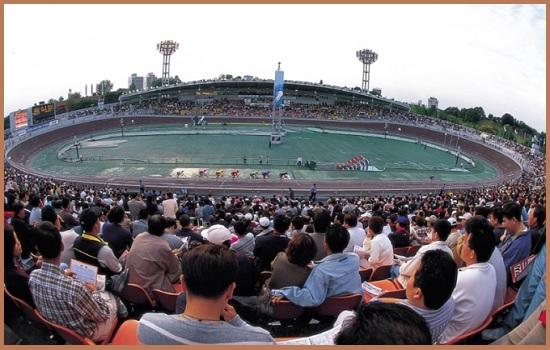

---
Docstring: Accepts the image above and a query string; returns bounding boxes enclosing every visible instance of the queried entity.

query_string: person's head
[40,205,56,224]
[324,224,350,254]
[396,216,408,229]
[33,221,63,260]
[107,206,125,224]
[290,215,305,231]
[273,214,291,234]
[41,205,63,229]
[528,204,545,229]
[313,209,331,233]
[334,302,431,345]
[488,205,503,226]
[79,208,99,233]
[180,244,238,299]
[178,214,192,228]
[502,202,523,234]
[61,196,71,210]
[447,217,458,230]
[286,234,317,267]
[333,212,345,225]
[4,224,21,270]
[233,220,248,237]
[30,195,43,208]
[462,215,496,264]
[12,202,25,219]
[433,219,452,241]
[415,216,427,227]
[408,250,457,310]
[165,217,177,233]
[138,208,150,221]
[201,224,231,247]
[148,214,166,236]
[343,214,358,228]
[367,216,384,235]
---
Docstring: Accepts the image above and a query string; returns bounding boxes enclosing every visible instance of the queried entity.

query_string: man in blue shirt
[271,224,362,307]
[499,203,531,282]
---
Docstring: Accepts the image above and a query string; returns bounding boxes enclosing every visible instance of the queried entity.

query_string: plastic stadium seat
[377,288,406,299]
[152,289,180,314]
[445,315,493,345]
[121,283,157,311]
[34,309,117,345]
[271,298,307,320]
[393,246,410,257]
[314,294,363,317]
[369,264,392,281]
[4,287,43,325]
[359,268,372,282]
[110,319,141,345]
[406,245,421,257]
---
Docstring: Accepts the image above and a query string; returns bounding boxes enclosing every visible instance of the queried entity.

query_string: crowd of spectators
[3,96,546,345]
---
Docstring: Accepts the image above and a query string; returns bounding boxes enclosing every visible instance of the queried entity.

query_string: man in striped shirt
[379,249,457,343]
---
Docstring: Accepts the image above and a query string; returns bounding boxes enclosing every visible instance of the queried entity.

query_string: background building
[128,73,144,90]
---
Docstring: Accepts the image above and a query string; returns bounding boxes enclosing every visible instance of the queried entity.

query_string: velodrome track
[7,116,523,198]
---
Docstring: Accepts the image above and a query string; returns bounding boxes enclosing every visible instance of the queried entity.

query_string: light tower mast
[157,40,179,86]
[356,49,378,93]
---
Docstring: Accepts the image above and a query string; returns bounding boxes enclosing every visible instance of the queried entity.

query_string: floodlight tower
[356,49,378,93]
[157,40,179,86]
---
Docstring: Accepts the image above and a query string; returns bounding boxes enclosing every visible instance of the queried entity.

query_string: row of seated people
[4,197,545,344]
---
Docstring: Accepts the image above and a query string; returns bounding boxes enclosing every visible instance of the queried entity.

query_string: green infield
[31,123,497,183]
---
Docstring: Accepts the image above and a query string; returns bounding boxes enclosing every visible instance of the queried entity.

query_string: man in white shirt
[356,216,393,269]
[394,219,454,288]
[162,192,179,219]
[343,214,366,253]
[438,216,497,344]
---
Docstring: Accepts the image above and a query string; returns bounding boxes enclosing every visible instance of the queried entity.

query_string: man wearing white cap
[445,217,460,257]
[254,216,272,237]
[253,215,291,272]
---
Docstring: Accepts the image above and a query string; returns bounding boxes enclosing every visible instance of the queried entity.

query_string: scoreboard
[32,103,55,125]
[14,110,29,129]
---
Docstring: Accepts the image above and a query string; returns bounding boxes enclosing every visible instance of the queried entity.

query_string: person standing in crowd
[162,192,178,219]
[309,183,317,202]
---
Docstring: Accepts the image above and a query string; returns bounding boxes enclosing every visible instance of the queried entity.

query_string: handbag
[106,268,130,297]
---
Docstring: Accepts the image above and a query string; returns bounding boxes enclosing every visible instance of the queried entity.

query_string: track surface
[7,116,521,198]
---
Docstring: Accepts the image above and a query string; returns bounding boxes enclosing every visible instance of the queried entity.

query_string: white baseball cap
[259,217,270,227]
[201,225,231,245]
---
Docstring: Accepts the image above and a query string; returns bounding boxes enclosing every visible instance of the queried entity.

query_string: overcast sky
[4,4,546,132]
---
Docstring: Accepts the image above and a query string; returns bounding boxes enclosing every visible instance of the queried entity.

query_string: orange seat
[377,288,406,299]
[271,298,306,320]
[152,289,180,313]
[259,271,272,287]
[406,245,421,257]
[121,283,156,313]
[393,246,410,257]
[489,286,518,326]
[34,309,117,345]
[359,268,372,282]
[445,315,493,345]
[369,264,392,281]
[315,294,363,317]
[110,319,141,345]
[4,287,44,325]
